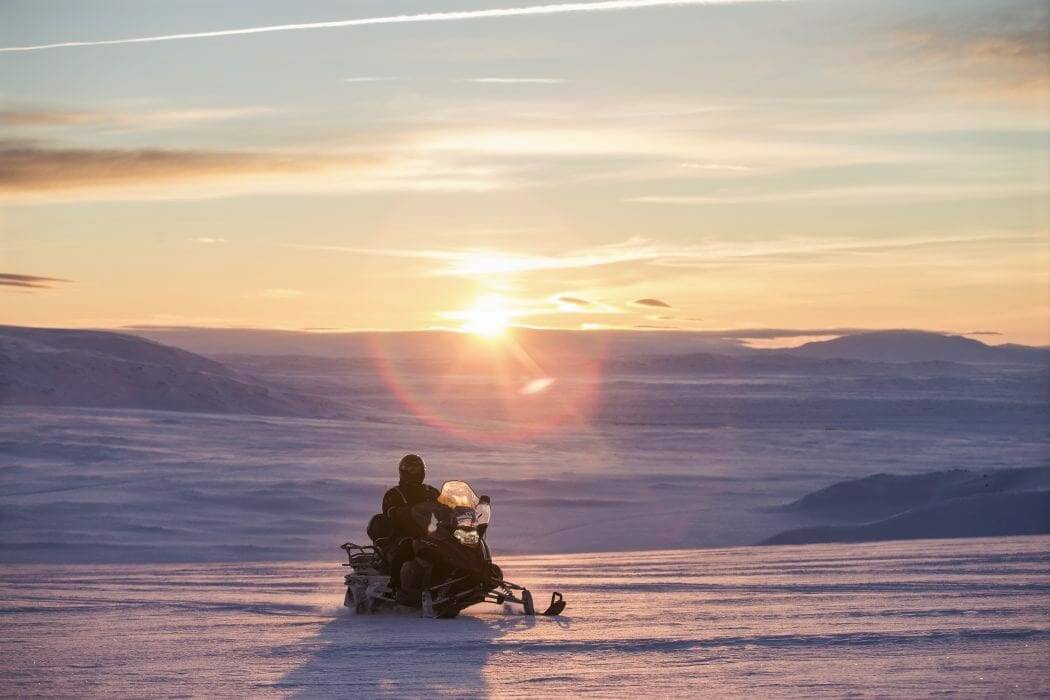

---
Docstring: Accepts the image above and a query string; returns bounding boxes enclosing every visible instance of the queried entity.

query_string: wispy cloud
[288,233,1042,277]
[630,182,1049,205]
[0,105,273,129]
[0,0,787,53]
[0,273,70,290]
[0,140,506,203]
[556,295,592,306]
[0,109,105,127]
[287,237,663,275]
[679,162,753,172]
[632,298,671,308]
[343,77,400,83]
[468,77,568,84]
[0,142,372,200]
[190,237,225,244]
[893,6,1050,104]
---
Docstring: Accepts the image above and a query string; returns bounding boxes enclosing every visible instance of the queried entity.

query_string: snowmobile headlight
[453,528,480,546]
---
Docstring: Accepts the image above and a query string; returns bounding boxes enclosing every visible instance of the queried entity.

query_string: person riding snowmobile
[380,454,439,591]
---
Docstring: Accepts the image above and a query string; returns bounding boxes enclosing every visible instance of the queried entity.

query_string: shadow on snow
[272,607,545,696]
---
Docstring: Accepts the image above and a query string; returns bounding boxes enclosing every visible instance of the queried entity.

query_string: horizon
[2,0,1048,345]
[4,321,1044,353]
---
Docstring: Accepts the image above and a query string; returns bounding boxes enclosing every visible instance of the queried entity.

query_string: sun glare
[459,295,512,338]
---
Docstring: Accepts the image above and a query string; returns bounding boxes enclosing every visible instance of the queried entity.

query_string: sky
[1,0,1048,345]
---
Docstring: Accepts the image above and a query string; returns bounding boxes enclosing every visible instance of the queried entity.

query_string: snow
[762,467,1050,544]
[2,537,1048,696]
[764,490,1050,545]
[0,327,332,417]
[2,326,1048,693]
[3,402,1047,562]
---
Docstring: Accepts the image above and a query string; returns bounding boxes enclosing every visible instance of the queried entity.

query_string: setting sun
[457,295,512,338]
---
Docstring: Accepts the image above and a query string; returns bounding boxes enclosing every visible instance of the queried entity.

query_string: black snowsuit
[381,480,440,589]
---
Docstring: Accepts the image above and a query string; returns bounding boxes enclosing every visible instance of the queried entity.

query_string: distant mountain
[762,466,1050,545]
[126,326,1048,366]
[786,330,1047,364]
[0,326,336,417]
[124,325,748,359]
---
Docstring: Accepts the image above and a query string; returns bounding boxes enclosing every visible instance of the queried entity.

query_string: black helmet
[398,454,426,484]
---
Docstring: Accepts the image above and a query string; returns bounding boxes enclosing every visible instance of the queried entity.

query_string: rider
[382,454,440,591]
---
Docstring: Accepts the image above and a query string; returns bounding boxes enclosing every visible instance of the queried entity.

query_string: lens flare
[520,377,556,395]
[367,327,606,444]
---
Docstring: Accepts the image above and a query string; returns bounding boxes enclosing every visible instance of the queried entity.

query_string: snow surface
[3,400,1047,562]
[2,537,1048,697]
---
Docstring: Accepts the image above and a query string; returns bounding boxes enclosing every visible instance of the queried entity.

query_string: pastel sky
[2,0,1048,344]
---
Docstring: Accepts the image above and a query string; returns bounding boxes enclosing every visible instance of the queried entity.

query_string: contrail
[0,0,783,53]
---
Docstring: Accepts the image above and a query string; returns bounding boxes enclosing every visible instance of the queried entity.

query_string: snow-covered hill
[787,330,1047,364]
[764,467,1050,545]
[764,490,1050,545]
[0,326,335,417]
[2,537,1047,696]
[780,466,1050,521]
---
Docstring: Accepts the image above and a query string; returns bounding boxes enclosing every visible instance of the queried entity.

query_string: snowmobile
[341,480,566,619]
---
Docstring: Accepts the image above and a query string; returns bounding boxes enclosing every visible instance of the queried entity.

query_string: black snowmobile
[341,480,566,619]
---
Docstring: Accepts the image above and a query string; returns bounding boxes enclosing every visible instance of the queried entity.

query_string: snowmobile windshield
[437,481,480,509]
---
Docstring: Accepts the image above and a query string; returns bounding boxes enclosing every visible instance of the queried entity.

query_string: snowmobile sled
[341,480,566,619]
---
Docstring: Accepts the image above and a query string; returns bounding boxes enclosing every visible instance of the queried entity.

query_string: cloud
[556,295,592,307]
[0,110,106,127]
[468,78,567,84]
[0,0,787,53]
[0,142,358,200]
[632,298,671,308]
[290,233,1042,278]
[629,182,1049,205]
[0,140,507,202]
[190,237,225,244]
[0,106,274,129]
[0,273,70,290]
[287,237,661,275]
[695,327,863,340]
[893,6,1050,104]
[678,162,754,172]
[344,77,399,83]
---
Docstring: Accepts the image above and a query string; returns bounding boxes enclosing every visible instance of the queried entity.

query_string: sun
[458,295,512,338]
